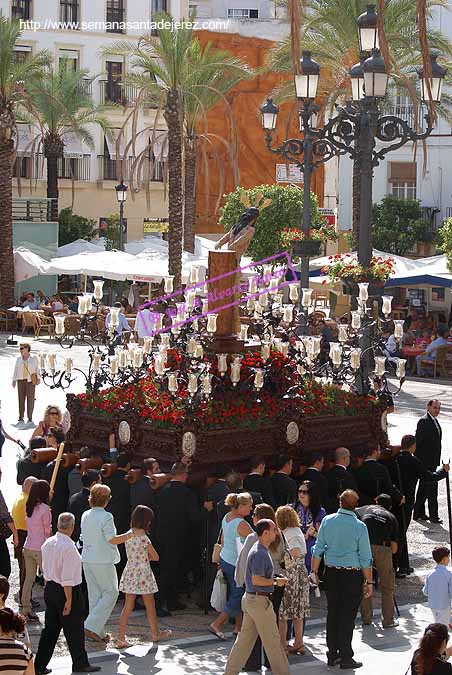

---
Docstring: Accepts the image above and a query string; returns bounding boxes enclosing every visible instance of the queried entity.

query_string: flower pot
[342,280,386,298]
[292,240,322,257]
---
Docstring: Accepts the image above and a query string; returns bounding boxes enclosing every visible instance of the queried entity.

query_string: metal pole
[119,200,124,252]
[357,101,375,269]
[298,104,313,336]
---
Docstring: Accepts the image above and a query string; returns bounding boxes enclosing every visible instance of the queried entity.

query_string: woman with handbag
[276,505,310,656]
[209,493,253,641]
[294,481,326,572]
[12,344,40,430]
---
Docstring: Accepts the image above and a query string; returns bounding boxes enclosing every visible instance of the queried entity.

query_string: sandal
[116,639,132,649]
[288,644,306,655]
[151,629,172,642]
[209,625,227,641]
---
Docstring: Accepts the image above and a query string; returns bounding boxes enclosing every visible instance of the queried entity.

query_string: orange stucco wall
[194,30,325,233]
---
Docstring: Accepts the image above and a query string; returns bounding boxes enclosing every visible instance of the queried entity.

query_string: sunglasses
[298,489,309,494]
[49,411,59,415]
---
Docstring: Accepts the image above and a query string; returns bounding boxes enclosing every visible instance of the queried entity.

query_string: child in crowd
[117,505,171,648]
[423,546,452,627]
[0,575,30,647]
[415,329,432,349]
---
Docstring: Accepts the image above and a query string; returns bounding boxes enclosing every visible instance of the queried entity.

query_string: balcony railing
[13,155,45,180]
[387,103,428,129]
[11,0,32,20]
[98,155,165,182]
[99,80,138,105]
[12,198,57,222]
[58,155,91,180]
[13,154,90,180]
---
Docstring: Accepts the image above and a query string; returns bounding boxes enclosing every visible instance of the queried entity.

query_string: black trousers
[158,540,185,609]
[324,568,363,661]
[0,537,11,579]
[245,585,284,670]
[35,581,89,671]
[414,479,438,520]
[395,502,413,571]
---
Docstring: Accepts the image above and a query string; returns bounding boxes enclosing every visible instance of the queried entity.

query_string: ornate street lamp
[418,53,447,103]
[115,180,128,251]
[357,4,379,52]
[294,51,320,100]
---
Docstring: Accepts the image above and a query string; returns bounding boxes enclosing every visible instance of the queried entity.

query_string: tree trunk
[183,136,197,254]
[164,89,184,288]
[46,153,59,222]
[352,152,360,249]
[0,137,15,307]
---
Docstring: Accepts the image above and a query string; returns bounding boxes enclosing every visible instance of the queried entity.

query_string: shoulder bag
[212,528,223,564]
[281,531,296,571]
[0,517,12,540]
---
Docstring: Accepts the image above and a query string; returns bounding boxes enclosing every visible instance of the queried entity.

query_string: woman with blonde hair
[31,405,62,439]
[275,505,310,655]
[209,492,253,640]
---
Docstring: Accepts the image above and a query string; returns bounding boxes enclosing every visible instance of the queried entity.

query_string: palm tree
[266,0,452,244]
[106,16,250,284]
[26,62,110,222]
[0,14,49,307]
[182,40,250,252]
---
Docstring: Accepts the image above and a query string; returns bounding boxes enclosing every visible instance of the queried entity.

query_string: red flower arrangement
[77,348,378,430]
[321,253,395,283]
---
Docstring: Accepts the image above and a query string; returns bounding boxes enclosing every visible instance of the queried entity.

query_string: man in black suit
[414,399,444,523]
[103,452,131,579]
[156,462,202,613]
[202,466,230,605]
[355,444,403,508]
[67,470,100,546]
[243,456,275,506]
[390,434,449,574]
[301,452,328,508]
[130,457,160,511]
[270,455,297,507]
[325,447,357,514]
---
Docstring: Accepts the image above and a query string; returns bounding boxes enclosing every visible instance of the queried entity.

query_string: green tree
[266,0,452,245]
[58,208,97,246]
[104,213,121,251]
[438,217,452,272]
[27,61,109,221]
[372,195,430,255]
[219,184,324,262]
[0,14,49,306]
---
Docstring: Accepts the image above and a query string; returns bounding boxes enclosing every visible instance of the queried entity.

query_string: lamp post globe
[363,48,388,98]
[115,181,128,251]
[418,53,447,103]
[260,98,279,131]
[357,4,379,52]
[349,58,366,102]
[295,51,320,100]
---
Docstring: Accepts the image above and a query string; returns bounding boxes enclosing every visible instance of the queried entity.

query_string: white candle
[195,344,204,359]
[186,291,196,312]
[289,285,299,302]
[254,368,264,390]
[154,314,163,331]
[374,356,386,377]
[92,353,101,372]
[358,282,369,302]
[329,342,342,366]
[273,293,283,307]
[382,295,393,316]
[273,338,282,351]
[248,276,258,294]
[84,293,93,313]
[171,325,181,336]
[394,320,404,339]
[351,312,361,330]
[261,342,270,361]
[188,373,198,395]
[202,299,209,314]
[47,353,56,371]
[297,363,305,376]
[143,337,153,354]
[207,313,218,334]
[302,336,313,355]
[192,319,199,331]
[301,288,313,308]
[175,302,186,320]
[133,349,144,368]
[280,342,289,356]
[269,278,279,294]
[93,279,104,301]
[110,306,120,328]
[188,338,197,355]
[230,359,242,385]
[283,305,294,323]
[154,354,165,375]
[190,266,200,284]
[65,357,73,374]
[350,348,361,370]
[55,315,65,336]
[38,352,46,370]
[201,373,213,396]
[78,296,88,316]
[168,373,178,393]
[338,324,348,343]
[312,336,322,355]
[258,292,268,308]
[118,350,127,368]
[110,356,119,375]
[161,334,170,348]
[396,358,406,379]
[240,324,249,341]
[246,297,255,312]
[217,353,228,375]
[164,276,174,293]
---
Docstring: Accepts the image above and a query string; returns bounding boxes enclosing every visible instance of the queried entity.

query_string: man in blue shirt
[311,489,373,670]
[224,519,289,675]
[105,302,131,336]
[416,324,449,376]
[22,293,40,310]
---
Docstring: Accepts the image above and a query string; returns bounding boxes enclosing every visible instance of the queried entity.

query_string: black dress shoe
[36,669,52,675]
[73,666,101,673]
[327,657,342,667]
[340,659,363,669]
[396,571,406,579]
[430,517,443,524]
[413,514,428,521]
[156,607,172,617]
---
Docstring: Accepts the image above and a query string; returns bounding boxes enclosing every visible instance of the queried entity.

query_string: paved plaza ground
[0,333,451,673]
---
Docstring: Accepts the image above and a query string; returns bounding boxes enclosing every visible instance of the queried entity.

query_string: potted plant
[279,223,338,258]
[321,254,395,296]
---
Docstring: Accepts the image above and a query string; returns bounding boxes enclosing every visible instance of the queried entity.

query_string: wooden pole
[50,442,65,492]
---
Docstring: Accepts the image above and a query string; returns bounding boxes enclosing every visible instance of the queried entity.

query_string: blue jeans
[220,558,244,618]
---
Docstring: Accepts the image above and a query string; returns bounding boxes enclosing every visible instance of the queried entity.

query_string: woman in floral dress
[276,505,310,656]
[117,505,171,648]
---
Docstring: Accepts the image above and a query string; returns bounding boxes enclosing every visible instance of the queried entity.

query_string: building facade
[2,0,189,242]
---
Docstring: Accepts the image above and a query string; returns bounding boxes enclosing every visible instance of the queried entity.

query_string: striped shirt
[0,637,32,673]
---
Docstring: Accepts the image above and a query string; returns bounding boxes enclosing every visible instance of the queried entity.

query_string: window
[105,61,123,103]
[151,0,167,12]
[106,0,125,33]
[432,287,445,302]
[60,0,80,26]
[11,0,32,20]
[13,45,32,63]
[388,162,416,200]
[227,8,258,18]
[59,49,79,71]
